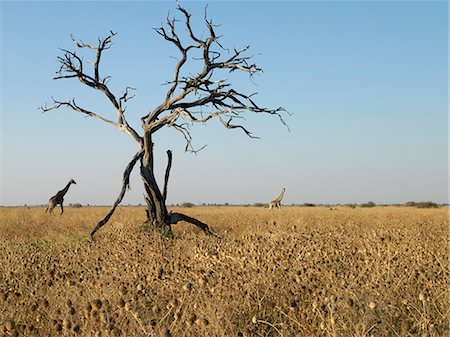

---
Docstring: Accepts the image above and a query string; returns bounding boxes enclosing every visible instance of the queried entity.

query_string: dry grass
[0,206,448,337]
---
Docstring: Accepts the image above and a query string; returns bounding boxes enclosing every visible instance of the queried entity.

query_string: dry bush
[0,206,448,336]
[405,201,440,209]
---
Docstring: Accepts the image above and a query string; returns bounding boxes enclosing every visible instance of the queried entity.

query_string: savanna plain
[0,206,448,337]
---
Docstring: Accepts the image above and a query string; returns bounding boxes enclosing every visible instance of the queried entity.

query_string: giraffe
[269,188,286,210]
[45,179,77,214]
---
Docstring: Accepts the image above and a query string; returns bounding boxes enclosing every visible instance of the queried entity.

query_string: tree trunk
[89,129,217,240]
[140,130,172,235]
[139,129,218,237]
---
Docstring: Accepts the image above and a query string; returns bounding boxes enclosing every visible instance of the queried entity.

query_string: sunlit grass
[0,206,448,336]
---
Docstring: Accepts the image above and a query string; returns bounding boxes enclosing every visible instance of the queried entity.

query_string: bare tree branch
[89,149,144,240]
[45,32,143,146]
[139,3,287,145]
[170,122,207,153]
[40,97,143,141]
[40,97,117,127]
[218,115,259,139]
[70,31,116,82]
[119,87,136,110]
[169,212,218,237]
[162,150,172,202]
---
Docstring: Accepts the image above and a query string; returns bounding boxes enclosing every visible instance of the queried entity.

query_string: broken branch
[89,149,144,240]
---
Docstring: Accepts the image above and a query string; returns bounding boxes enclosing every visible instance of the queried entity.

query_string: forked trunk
[140,166,171,234]
[89,131,217,240]
[141,131,172,235]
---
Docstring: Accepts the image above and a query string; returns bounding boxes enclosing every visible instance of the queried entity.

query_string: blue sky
[1,1,448,206]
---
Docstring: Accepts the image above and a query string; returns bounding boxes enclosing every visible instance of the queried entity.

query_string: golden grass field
[0,206,448,337]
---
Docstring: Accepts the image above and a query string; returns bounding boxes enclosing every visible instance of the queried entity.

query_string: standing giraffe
[45,179,77,214]
[269,188,286,210]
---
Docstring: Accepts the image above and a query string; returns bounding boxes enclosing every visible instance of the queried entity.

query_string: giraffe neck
[276,190,285,202]
[59,182,72,196]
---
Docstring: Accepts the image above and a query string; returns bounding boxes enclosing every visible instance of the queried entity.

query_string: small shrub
[360,201,376,208]
[414,201,439,209]
[253,203,265,207]
[180,202,195,208]
[71,203,83,208]
[303,203,316,207]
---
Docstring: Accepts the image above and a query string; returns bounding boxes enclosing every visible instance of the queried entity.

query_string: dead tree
[41,4,287,240]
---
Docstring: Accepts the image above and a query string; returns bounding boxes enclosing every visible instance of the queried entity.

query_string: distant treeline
[168,201,445,208]
[5,201,446,208]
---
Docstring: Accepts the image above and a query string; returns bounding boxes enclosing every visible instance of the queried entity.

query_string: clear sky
[1,1,448,206]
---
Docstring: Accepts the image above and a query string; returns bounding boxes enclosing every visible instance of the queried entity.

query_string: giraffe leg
[60,203,64,215]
